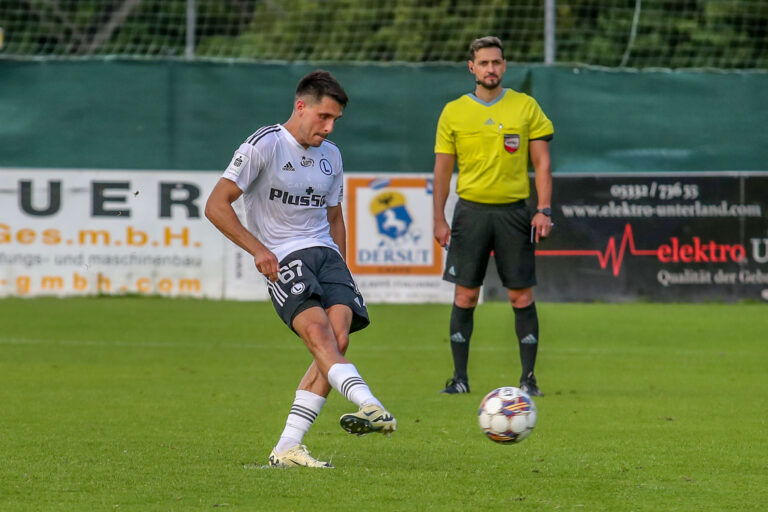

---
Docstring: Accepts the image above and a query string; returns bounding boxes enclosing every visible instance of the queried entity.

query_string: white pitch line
[0,336,303,350]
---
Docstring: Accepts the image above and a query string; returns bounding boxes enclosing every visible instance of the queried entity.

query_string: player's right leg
[324,304,396,436]
[441,284,481,394]
[292,306,396,437]
[441,198,494,394]
[266,246,395,457]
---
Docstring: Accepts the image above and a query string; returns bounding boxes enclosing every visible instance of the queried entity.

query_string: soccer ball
[477,386,537,444]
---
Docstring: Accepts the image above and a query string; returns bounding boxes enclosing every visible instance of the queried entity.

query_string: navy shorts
[265,246,370,334]
[443,198,536,289]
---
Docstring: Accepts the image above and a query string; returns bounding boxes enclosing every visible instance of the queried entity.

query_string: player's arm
[327,204,346,261]
[433,152,455,248]
[204,177,279,282]
[529,139,553,242]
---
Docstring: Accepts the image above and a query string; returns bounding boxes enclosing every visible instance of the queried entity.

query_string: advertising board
[522,173,768,302]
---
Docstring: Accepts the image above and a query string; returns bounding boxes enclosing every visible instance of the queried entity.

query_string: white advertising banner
[0,169,224,298]
[1,169,456,303]
[344,173,457,304]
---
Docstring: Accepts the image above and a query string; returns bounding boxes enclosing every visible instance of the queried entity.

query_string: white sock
[274,390,326,453]
[327,363,382,409]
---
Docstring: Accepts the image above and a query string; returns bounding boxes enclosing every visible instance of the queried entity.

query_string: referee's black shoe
[520,372,543,397]
[440,377,470,394]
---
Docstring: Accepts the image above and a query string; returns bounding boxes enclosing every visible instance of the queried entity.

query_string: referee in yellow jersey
[433,36,554,396]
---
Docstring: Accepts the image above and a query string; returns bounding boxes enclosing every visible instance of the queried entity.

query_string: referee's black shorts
[443,198,536,290]
[265,246,370,334]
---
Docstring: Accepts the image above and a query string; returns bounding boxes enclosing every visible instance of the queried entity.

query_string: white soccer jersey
[221,124,344,263]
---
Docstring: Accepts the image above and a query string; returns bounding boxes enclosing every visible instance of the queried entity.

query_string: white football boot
[339,404,397,437]
[268,444,333,468]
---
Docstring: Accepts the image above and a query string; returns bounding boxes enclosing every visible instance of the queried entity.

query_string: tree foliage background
[1,0,766,68]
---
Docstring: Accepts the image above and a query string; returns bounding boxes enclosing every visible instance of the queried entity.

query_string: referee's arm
[433,152,455,248]
[529,140,553,241]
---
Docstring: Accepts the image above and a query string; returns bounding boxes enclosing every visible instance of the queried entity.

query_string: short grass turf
[1,297,766,511]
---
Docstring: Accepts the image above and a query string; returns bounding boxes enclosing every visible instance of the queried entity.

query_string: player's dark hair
[295,70,349,108]
[468,36,504,61]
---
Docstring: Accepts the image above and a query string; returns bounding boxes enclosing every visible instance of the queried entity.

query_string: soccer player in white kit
[205,70,397,468]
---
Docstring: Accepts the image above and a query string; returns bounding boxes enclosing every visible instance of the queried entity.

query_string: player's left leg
[493,205,542,396]
[268,306,341,468]
[272,302,353,459]
[272,348,348,466]
[267,248,354,467]
[507,287,542,396]
[268,443,333,468]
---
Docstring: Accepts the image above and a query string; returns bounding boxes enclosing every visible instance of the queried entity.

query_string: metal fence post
[544,0,556,65]
[185,0,196,59]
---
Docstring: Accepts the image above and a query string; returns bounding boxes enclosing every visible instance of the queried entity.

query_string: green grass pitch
[1,297,766,511]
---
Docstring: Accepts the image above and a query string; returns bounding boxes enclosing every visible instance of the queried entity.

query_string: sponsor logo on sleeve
[227,152,249,175]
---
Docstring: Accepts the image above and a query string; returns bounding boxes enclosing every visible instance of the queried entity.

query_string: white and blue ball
[477,386,537,444]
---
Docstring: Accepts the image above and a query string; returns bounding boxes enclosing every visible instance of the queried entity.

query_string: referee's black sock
[449,304,475,382]
[513,302,539,381]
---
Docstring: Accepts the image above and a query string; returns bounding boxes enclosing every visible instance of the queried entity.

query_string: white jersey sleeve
[222,143,259,189]
[222,126,278,190]
[325,144,344,207]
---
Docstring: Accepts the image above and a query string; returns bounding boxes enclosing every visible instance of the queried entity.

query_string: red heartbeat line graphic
[536,223,657,277]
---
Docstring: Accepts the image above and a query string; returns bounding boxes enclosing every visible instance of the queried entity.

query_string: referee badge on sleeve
[503,134,520,154]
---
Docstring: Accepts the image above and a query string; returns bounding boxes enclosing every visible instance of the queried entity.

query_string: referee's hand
[434,218,451,248]
[531,214,553,243]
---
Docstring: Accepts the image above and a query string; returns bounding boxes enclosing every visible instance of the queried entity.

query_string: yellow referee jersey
[434,89,554,203]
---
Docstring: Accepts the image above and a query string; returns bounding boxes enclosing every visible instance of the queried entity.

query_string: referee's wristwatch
[535,207,552,217]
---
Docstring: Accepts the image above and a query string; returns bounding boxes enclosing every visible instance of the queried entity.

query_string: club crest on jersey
[503,134,520,154]
[269,187,326,207]
[301,156,315,167]
[282,161,295,172]
[319,158,333,175]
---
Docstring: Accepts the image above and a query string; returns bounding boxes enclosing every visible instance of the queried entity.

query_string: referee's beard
[476,77,501,90]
